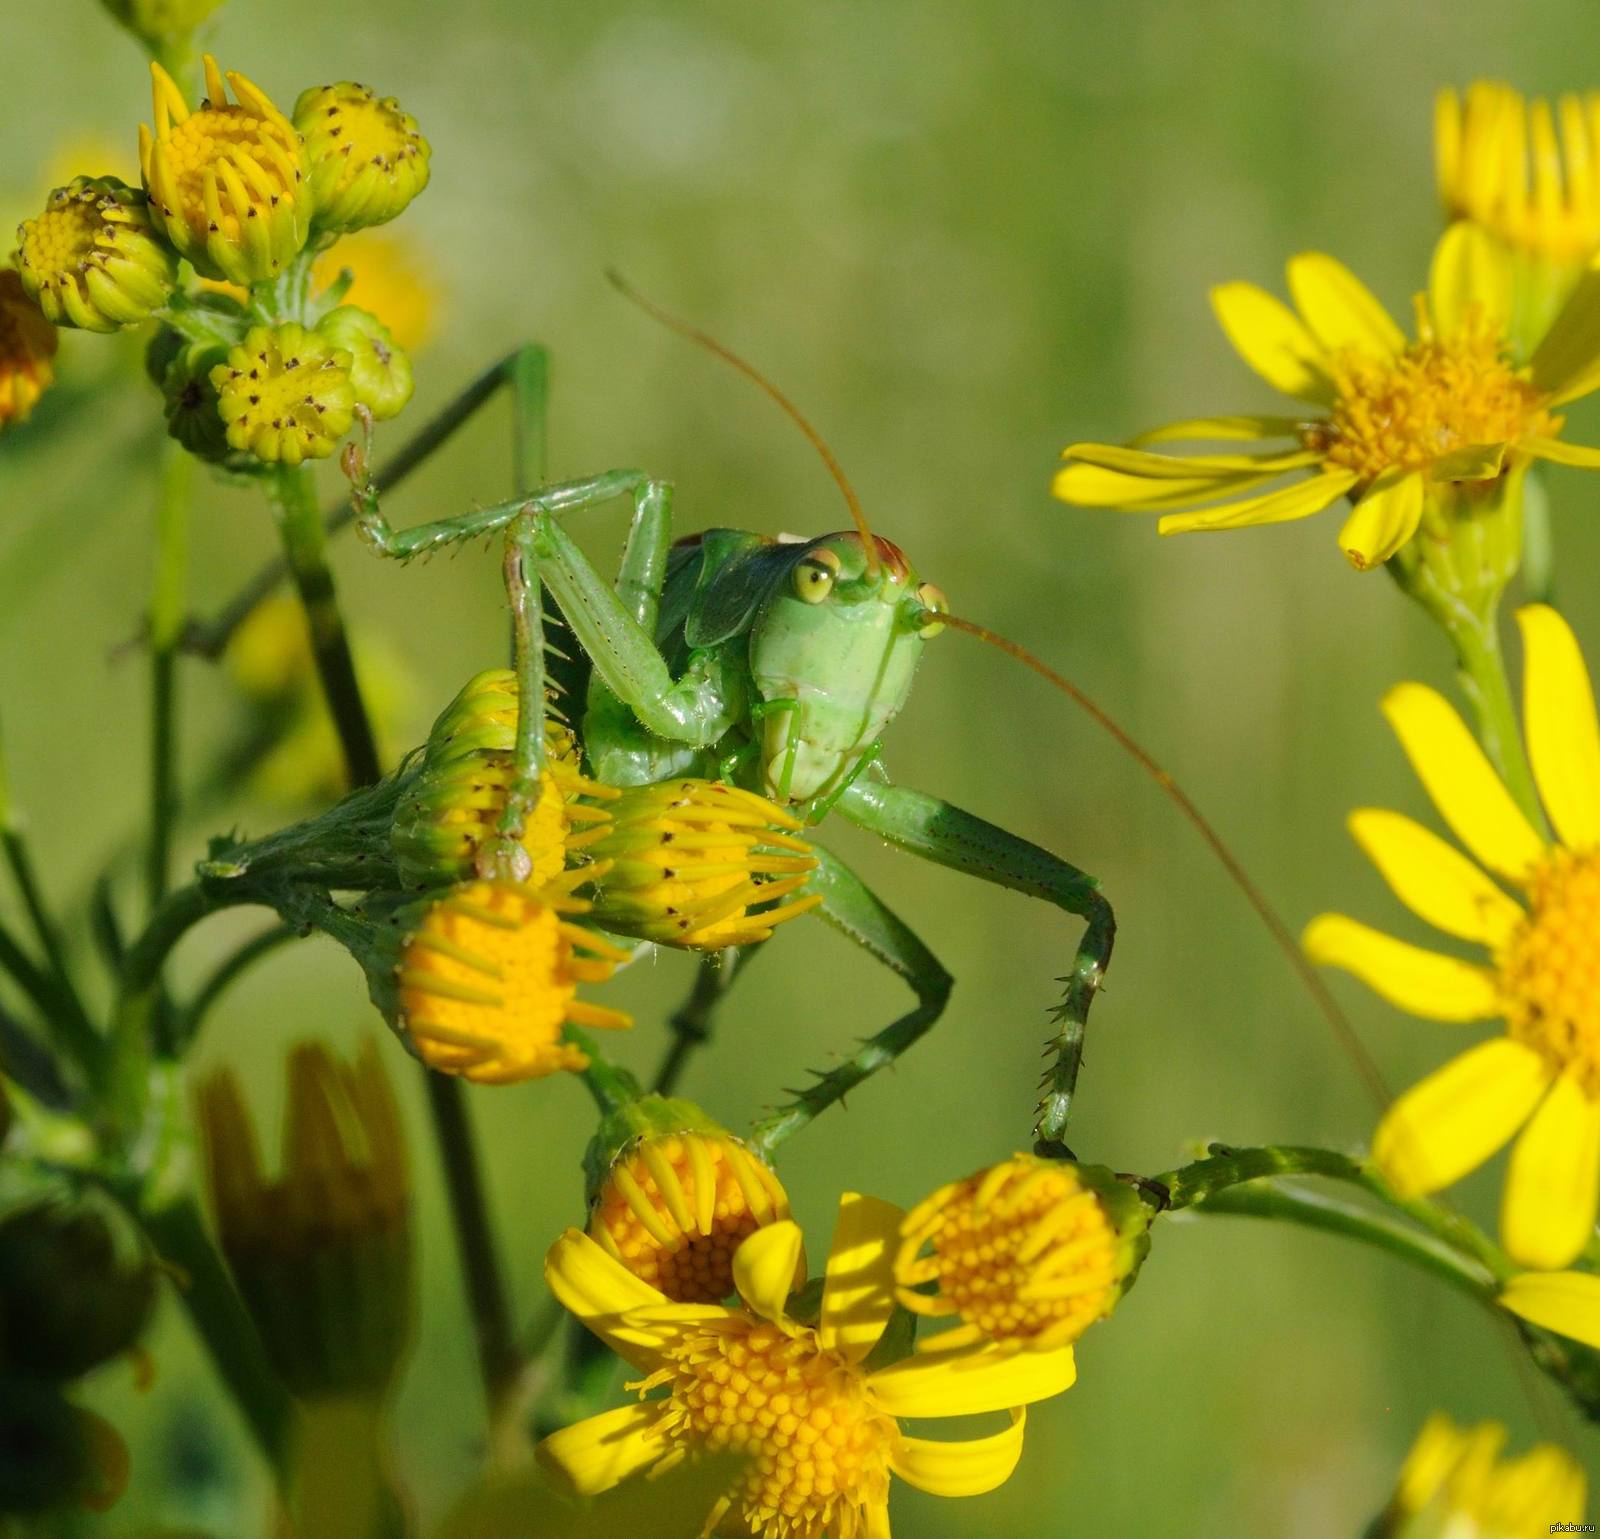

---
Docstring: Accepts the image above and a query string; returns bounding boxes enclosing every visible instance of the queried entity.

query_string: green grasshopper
[349,303,1114,1159]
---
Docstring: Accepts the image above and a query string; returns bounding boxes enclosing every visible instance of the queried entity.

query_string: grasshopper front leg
[832,778,1115,1154]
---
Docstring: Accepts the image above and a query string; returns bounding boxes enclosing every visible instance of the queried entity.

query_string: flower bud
[140,56,312,287]
[99,0,225,56]
[896,1154,1150,1354]
[316,304,412,420]
[294,82,431,233]
[0,269,58,428]
[585,779,820,949]
[157,335,233,462]
[394,876,632,1084]
[210,321,355,466]
[197,1040,413,1400]
[585,1095,793,1304]
[15,178,177,333]
[423,669,580,768]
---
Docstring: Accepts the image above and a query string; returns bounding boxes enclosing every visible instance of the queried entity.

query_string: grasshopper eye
[915,583,948,637]
[794,549,841,604]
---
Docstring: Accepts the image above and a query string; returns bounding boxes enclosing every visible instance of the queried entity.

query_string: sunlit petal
[1288,252,1405,358]
[1157,470,1355,534]
[1302,914,1500,1021]
[869,1343,1075,1419]
[535,1402,665,1497]
[732,1220,804,1324]
[1428,221,1513,339]
[1517,604,1600,847]
[544,1228,677,1372]
[819,1193,903,1365]
[1335,471,1424,570]
[1500,1269,1600,1348]
[1210,281,1336,403]
[889,1408,1026,1497]
[1051,459,1290,512]
[1130,414,1303,446]
[1501,1071,1600,1270]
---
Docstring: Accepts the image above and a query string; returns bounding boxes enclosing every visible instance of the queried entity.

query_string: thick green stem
[1446,606,1544,830]
[565,1027,643,1115]
[271,466,382,787]
[147,443,192,911]
[1154,1143,1369,1208]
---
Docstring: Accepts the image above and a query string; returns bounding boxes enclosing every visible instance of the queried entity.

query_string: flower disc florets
[590,1128,791,1303]
[15,177,177,332]
[0,269,58,427]
[140,56,312,286]
[587,779,821,949]
[294,82,431,233]
[636,1316,896,1539]
[395,877,631,1084]
[210,321,355,466]
[896,1154,1148,1353]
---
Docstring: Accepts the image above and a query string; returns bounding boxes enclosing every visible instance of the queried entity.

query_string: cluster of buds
[4,52,430,456]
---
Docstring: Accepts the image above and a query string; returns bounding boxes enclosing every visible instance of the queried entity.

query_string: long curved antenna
[605,269,880,577]
[939,609,1391,1111]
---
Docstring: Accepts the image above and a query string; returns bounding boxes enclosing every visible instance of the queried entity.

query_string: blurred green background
[3,0,1599,1530]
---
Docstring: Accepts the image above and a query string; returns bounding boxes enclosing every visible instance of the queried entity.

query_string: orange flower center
[590,1134,787,1304]
[1498,847,1600,1097]
[639,1318,894,1539]
[1307,319,1549,482]
[898,1155,1120,1351]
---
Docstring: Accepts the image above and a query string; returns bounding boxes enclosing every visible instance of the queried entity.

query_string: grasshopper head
[748,531,946,804]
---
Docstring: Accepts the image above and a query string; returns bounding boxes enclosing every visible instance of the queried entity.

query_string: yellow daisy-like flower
[538,1195,1076,1538]
[589,1125,793,1304]
[395,875,632,1084]
[139,55,312,287]
[586,779,822,950]
[1305,604,1600,1269]
[1375,1412,1585,1539]
[1053,223,1600,570]
[0,268,58,427]
[895,1155,1149,1355]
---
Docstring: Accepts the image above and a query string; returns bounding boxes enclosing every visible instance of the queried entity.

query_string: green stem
[147,443,192,912]
[564,1027,643,1115]
[270,466,381,787]
[1445,605,1544,830]
[1154,1143,1369,1208]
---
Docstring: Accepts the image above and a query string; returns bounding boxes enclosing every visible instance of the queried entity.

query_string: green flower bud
[211,322,355,467]
[14,178,178,333]
[294,83,431,234]
[317,305,412,421]
[422,669,581,768]
[157,337,233,463]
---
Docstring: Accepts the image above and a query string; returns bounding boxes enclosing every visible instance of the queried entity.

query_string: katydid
[347,287,1378,1157]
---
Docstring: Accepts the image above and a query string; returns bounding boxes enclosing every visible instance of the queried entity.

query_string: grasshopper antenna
[605,269,881,577]
[938,608,1391,1111]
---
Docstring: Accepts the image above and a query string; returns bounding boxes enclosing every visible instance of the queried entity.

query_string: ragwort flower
[1053,224,1600,570]
[293,82,431,233]
[395,875,631,1084]
[538,1195,1076,1538]
[895,1154,1149,1354]
[0,268,58,427]
[1373,1412,1585,1538]
[210,321,355,466]
[1305,605,1600,1268]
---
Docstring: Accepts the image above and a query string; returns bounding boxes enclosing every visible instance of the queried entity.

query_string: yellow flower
[293,82,431,234]
[1305,604,1600,1269]
[196,1039,413,1398]
[1499,1268,1600,1349]
[0,268,58,427]
[1437,83,1600,348]
[586,779,821,950]
[537,1195,1076,1538]
[14,177,177,332]
[589,1117,793,1304]
[1053,224,1600,570]
[312,228,440,353]
[210,321,355,466]
[140,55,312,287]
[395,876,632,1084]
[1376,1412,1585,1538]
[895,1154,1149,1354]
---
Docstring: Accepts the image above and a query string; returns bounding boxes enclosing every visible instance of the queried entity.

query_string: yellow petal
[869,1343,1075,1419]
[1501,1072,1600,1270]
[534,1401,665,1497]
[889,1408,1026,1497]
[1287,252,1405,359]
[1051,460,1288,512]
[1130,414,1303,446]
[1525,435,1600,467]
[1373,1040,1551,1196]
[1210,281,1336,404]
[1518,604,1600,847]
[1348,808,1523,946]
[1064,443,1321,479]
[1381,682,1544,883]
[732,1220,804,1324]
[1500,1269,1600,1348]
[865,1499,892,1539]
[819,1193,903,1365]
[1302,914,1499,1021]
[1336,470,1424,570]
[1427,221,1513,340]
[1530,266,1600,403]
[544,1228,677,1372]
[1157,470,1355,535]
